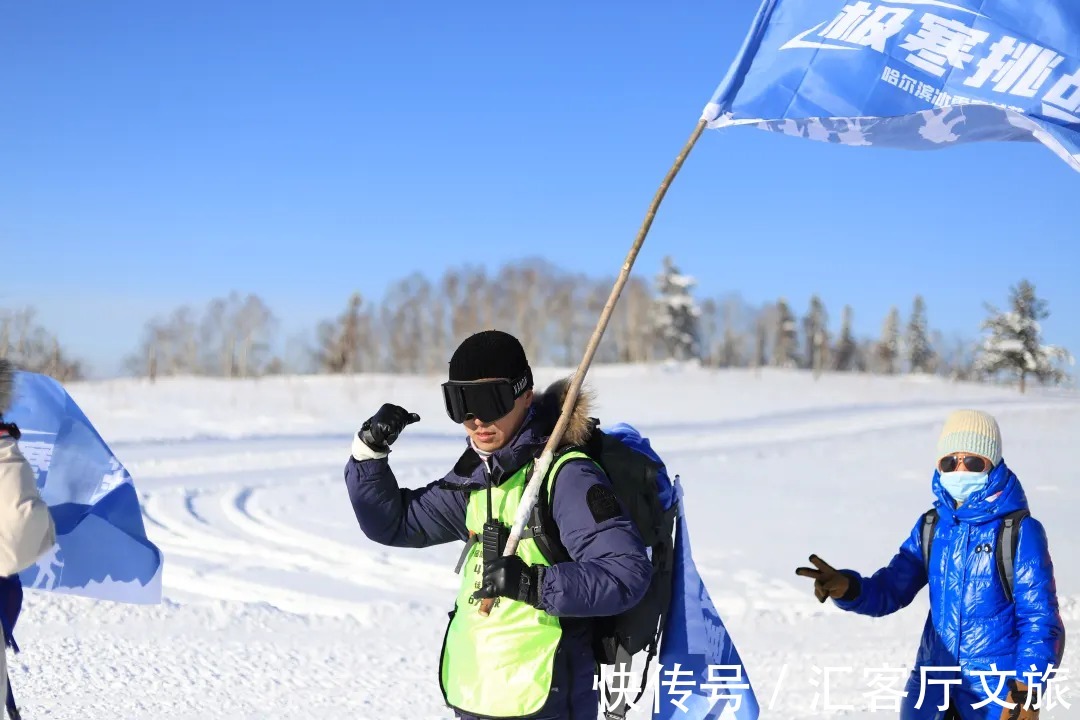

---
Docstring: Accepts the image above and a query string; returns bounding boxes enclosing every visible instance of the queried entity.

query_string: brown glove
[795,555,853,603]
[1000,680,1039,720]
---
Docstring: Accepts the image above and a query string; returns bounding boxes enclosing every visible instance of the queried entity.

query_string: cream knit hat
[936,409,1002,467]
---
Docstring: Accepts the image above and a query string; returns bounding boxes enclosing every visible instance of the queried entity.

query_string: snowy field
[8,364,1079,719]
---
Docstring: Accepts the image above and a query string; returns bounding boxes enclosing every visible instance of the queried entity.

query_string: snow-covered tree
[875,307,901,374]
[833,305,858,372]
[802,295,829,379]
[974,280,1073,393]
[650,256,701,361]
[771,298,799,369]
[906,295,936,374]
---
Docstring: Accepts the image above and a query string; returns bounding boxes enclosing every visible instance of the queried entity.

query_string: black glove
[359,404,420,453]
[0,421,19,440]
[472,555,541,607]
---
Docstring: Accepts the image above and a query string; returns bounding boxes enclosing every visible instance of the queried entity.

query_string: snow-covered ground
[9,365,1079,719]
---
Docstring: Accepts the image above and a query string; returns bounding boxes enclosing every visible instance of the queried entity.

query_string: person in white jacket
[0,359,57,717]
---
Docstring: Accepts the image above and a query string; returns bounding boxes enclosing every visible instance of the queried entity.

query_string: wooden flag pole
[479,118,707,617]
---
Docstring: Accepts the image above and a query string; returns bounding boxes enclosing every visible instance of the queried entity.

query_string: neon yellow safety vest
[439,450,592,718]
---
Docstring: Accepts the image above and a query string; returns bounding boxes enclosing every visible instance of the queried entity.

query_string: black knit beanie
[448,330,533,389]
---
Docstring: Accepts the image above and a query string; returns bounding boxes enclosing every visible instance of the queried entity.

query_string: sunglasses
[441,373,531,424]
[938,454,990,473]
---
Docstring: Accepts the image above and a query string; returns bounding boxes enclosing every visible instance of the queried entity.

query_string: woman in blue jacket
[798,410,1065,720]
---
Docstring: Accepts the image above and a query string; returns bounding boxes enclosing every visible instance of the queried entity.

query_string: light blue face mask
[940,471,990,503]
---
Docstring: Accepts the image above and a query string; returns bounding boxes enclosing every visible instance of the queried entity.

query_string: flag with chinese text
[655,478,760,720]
[705,0,1080,173]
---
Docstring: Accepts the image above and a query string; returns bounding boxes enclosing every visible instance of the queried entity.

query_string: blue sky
[3,1,1078,378]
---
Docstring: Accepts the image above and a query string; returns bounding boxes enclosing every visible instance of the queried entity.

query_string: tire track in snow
[141,480,457,620]
[219,485,457,591]
[228,485,457,586]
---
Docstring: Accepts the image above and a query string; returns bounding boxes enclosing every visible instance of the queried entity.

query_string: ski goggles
[442,372,531,424]
[938,454,989,473]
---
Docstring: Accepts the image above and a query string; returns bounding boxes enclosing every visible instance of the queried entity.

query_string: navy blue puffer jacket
[835,460,1065,719]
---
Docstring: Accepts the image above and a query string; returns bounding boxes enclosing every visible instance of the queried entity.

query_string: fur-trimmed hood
[0,359,13,415]
[530,375,596,449]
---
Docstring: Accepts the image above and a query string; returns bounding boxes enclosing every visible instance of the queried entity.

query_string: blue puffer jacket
[835,460,1065,720]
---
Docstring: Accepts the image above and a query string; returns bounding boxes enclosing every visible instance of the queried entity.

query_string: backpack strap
[920,509,938,571]
[997,509,1030,604]
[526,448,592,566]
[600,644,634,720]
[604,500,678,720]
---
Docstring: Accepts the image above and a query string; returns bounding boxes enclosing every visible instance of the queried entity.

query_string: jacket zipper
[955,520,970,662]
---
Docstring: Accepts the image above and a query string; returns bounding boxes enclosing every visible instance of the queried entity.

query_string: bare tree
[233,294,276,377]
[193,292,278,377]
[424,282,449,373]
[315,293,374,374]
[492,260,553,363]
[617,276,654,364]
[379,274,436,374]
[200,297,234,377]
[0,307,84,382]
[549,273,589,366]
[127,306,200,379]
[940,334,978,382]
[698,298,720,366]
[441,266,494,345]
[704,294,749,368]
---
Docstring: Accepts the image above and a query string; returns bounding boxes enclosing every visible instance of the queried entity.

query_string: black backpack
[920,507,1029,602]
[528,418,678,720]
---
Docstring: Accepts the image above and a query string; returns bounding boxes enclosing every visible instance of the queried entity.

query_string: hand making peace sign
[795,554,853,604]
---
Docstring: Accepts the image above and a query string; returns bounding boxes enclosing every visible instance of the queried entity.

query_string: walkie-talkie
[481,480,509,569]
[482,519,510,568]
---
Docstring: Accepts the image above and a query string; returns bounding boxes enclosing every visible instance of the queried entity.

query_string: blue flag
[4,371,163,605]
[655,478,760,720]
[704,0,1080,172]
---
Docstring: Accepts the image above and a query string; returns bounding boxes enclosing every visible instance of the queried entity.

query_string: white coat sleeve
[0,436,56,576]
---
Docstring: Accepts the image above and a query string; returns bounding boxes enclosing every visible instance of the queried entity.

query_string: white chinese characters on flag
[705,0,1080,172]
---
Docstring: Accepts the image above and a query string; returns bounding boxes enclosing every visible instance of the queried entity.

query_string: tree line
[2,257,1072,393]
[0,308,84,383]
